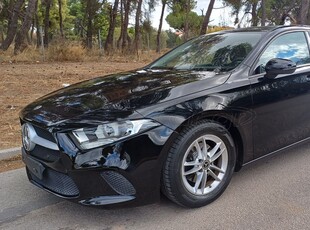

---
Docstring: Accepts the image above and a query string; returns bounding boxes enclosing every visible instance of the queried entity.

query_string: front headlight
[72,119,160,150]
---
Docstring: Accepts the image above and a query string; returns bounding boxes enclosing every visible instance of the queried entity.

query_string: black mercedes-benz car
[20,25,310,208]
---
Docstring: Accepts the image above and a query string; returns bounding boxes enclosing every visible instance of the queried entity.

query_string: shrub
[47,41,86,62]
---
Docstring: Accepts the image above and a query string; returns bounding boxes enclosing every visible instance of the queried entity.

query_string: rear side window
[254,32,310,74]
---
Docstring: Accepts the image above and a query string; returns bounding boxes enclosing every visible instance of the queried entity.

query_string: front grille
[101,171,136,196]
[32,125,56,143]
[29,145,60,162]
[28,167,79,197]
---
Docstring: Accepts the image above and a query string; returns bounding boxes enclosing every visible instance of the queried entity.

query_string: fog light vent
[28,168,79,197]
[101,171,136,196]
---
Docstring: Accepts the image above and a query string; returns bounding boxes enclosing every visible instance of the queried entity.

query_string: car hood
[20,69,230,130]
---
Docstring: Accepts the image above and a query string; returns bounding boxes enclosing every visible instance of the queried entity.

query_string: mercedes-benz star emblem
[22,123,35,151]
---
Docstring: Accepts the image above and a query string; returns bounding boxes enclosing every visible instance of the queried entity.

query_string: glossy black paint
[20,69,228,130]
[265,58,297,78]
[20,25,310,207]
[250,65,310,158]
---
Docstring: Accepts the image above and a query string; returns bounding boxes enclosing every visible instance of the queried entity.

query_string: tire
[162,120,236,208]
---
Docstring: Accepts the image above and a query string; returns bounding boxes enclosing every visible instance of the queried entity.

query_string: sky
[151,0,235,30]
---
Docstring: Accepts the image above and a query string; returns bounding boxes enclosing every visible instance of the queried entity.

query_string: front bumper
[23,148,137,205]
[21,124,175,207]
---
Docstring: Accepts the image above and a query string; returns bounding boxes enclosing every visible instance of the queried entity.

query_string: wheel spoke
[184,166,202,176]
[184,160,200,167]
[208,169,221,181]
[210,148,225,162]
[194,141,203,160]
[194,172,203,194]
[209,165,225,174]
[207,142,221,159]
[200,171,208,194]
[202,138,208,158]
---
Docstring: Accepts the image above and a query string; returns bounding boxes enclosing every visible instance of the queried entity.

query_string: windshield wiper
[148,66,175,70]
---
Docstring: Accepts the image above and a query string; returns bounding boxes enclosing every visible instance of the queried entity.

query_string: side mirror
[265,58,296,79]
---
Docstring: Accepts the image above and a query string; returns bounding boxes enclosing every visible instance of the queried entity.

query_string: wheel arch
[161,112,244,172]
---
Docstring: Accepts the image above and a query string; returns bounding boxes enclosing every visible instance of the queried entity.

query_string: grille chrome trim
[32,132,59,150]
[22,123,59,150]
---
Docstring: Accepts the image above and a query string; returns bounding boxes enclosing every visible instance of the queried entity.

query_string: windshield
[149,32,263,72]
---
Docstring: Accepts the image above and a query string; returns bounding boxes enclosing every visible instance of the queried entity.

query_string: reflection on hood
[20,69,229,128]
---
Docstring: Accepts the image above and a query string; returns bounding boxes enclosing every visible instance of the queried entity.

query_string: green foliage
[0,0,10,42]
[165,0,201,39]
[2,0,308,55]
[166,11,202,30]
[223,0,304,26]
[166,29,182,48]
[66,0,111,42]
[166,11,203,37]
[169,0,196,12]
[264,0,300,25]
[35,0,72,36]
[93,2,110,41]
[0,0,10,24]
[141,25,168,50]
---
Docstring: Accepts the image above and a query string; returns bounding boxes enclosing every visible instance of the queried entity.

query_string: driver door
[250,31,310,158]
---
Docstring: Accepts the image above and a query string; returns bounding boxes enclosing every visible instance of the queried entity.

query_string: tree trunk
[86,0,93,49]
[183,0,190,41]
[43,0,52,47]
[35,5,41,48]
[307,4,310,24]
[105,0,119,53]
[261,0,266,26]
[117,0,124,49]
[200,0,215,35]
[7,0,15,28]
[156,0,166,53]
[0,30,4,44]
[133,0,143,55]
[0,0,3,14]
[26,31,31,44]
[31,0,38,44]
[58,0,64,37]
[14,0,38,54]
[298,0,310,24]
[121,0,131,52]
[0,0,25,51]
[280,13,287,25]
[30,19,35,43]
[251,1,258,26]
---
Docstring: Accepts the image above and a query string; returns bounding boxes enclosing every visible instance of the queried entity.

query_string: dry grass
[0,43,164,63]
[0,46,42,63]
[47,41,87,62]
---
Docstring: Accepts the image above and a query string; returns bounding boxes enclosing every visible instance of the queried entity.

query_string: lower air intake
[101,171,136,196]
[28,168,79,197]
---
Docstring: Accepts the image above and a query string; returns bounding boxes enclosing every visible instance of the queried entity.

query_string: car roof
[220,25,310,33]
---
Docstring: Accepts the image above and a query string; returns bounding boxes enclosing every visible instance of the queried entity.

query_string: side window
[254,32,310,74]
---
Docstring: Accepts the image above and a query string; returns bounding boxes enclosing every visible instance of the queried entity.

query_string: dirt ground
[0,155,24,173]
[0,61,148,150]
